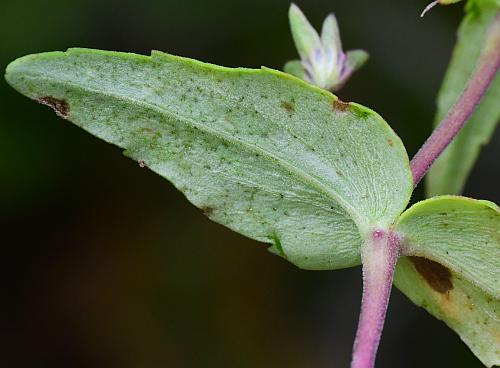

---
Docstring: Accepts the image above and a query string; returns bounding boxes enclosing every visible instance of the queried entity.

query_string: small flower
[284,4,369,92]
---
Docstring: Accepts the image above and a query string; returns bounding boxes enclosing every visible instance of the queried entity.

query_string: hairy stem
[351,230,400,368]
[410,12,500,187]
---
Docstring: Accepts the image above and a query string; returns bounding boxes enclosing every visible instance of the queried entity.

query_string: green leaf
[394,196,500,367]
[5,48,412,270]
[470,0,500,7]
[426,0,500,196]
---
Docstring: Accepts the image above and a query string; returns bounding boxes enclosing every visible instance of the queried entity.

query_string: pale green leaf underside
[426,0,500,196]
[395,196,500,367]
[5,48,412,270]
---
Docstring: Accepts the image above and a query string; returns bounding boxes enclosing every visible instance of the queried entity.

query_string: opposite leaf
[394,196,500,367]
[426,0,500,196]
[5,48,412,270]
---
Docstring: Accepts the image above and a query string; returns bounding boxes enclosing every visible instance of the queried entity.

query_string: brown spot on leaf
[37,96,69,119]
[387,139,394,147]
[332,99,350,112]
[280,101,295,116]
[410,256,453,294]
[201,206,214,216]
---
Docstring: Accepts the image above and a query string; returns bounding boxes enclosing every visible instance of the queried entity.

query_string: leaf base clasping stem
[351,230,401,368]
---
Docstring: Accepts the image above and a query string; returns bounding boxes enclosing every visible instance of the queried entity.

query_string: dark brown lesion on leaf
[410,256,453,294]
[332,98,351,112]
[36,96,70,119]
[280,101,295,116]
[387,139,394,147]
[36,96,69,119]
[201,206,214,217]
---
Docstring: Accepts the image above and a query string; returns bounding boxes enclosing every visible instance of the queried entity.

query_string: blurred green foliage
[1,0,498,367]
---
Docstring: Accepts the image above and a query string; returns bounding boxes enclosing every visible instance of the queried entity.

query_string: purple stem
[351,230,401,368]
[410,13,500,188]
[348,11,499,368]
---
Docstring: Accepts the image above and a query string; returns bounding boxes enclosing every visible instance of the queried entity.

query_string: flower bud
[284,4,369,92]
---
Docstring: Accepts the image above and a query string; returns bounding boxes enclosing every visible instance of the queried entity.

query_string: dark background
[1,0,498,367]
